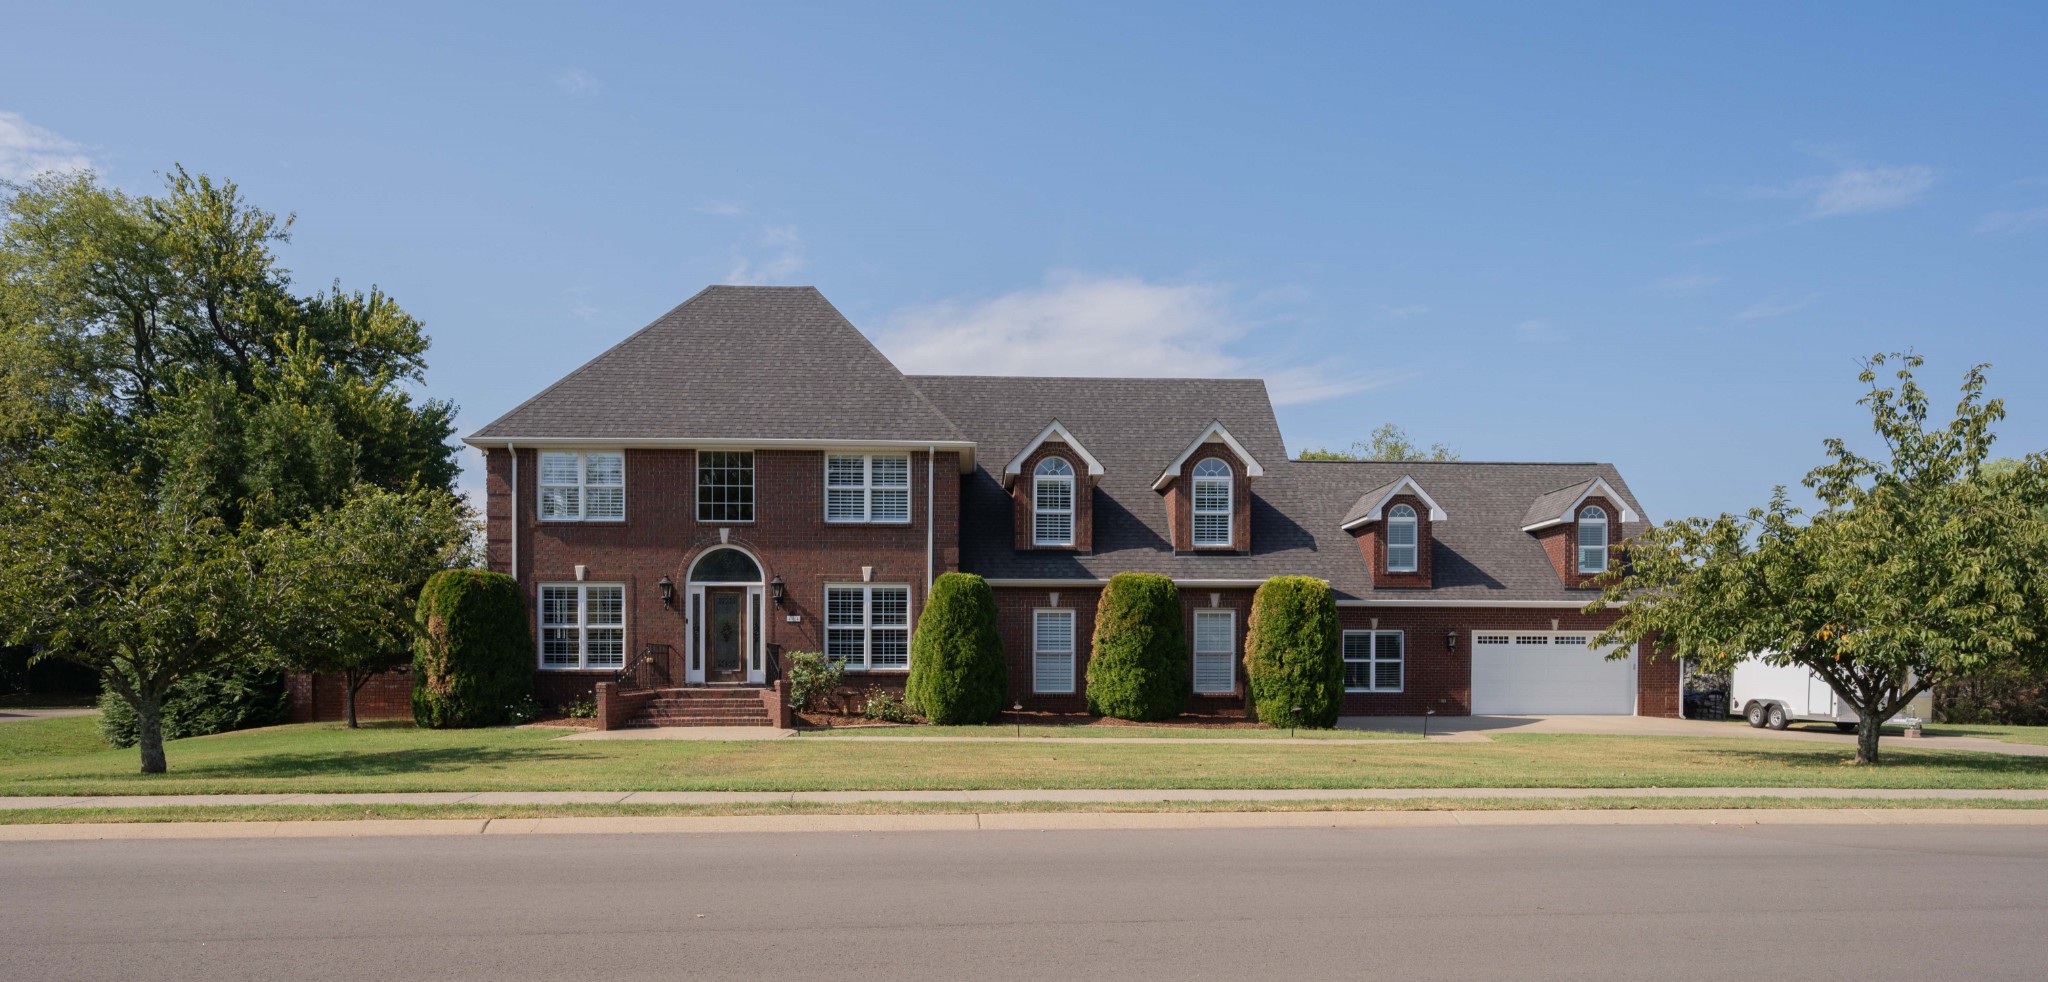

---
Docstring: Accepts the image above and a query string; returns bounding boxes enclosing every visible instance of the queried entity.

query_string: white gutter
[1335,598,1597,608]
[926,445,935,594]
[460,435,979,474]
[983,578,1272,589]
[505,442,518,581]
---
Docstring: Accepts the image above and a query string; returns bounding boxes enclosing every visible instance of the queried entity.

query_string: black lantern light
[657,575,675,608]
[769,574,786,606]
[1445,629,1457,651]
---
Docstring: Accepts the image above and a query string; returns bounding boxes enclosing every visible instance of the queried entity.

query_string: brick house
[299,285,1675,726]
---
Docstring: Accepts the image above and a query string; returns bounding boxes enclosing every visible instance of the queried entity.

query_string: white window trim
[537,450,625,523]
[1191,458,1233,548]
[1032,608,1077,694]
[1191,609,1236,694]
[823,583,913,672]
[537,582,627,671]
[1386,504,1419,573]
[1343,629,1404,693]
[697,450,756,524]
[1032,458,1076,547]
[1578,506,1609,574]
[825,453,913,525]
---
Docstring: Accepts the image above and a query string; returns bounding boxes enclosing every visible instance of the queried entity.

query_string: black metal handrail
[616,642,673,692]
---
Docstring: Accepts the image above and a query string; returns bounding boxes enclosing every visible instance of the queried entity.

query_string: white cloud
[1747,163,1935,219]
[1734,293,1819,321]
[1513,318,1560,342]
[1974,205,2048,235]
[554,69,601,94]
[1646,272,1720,295]
[0,111,94,181]
[725,225,804,285]
[876,272,1398,405]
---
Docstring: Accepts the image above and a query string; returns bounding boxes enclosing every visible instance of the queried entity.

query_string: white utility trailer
[1729,660,1927,731]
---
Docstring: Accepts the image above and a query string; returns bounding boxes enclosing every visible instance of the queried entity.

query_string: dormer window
[1032,457,1075,546]
[1578,505,1608,573]
[1191,458,1233,547]
[1386,504,1419,572]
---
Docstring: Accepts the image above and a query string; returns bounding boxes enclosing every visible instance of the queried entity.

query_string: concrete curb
[5,808,2048,841]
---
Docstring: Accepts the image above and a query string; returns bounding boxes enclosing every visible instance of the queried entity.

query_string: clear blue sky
[7,1,2044,521]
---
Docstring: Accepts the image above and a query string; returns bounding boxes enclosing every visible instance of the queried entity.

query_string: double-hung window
[826,454,911,523]
[1192,609,1236,694]
[1032,457,1075,546]
[538,451,624,521]
[1577,505,1608,574]
[1033,609,1076,694]
[824,585,911,670]
[1386,504,1419,572]
[698,451,755,523]
[1191,458,1233,547]
[1342,630,1403,692]
[539,584,626,669]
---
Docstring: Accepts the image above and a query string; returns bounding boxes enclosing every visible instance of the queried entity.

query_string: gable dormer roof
[1000,420,1105,489]
[1151,421,1265,491]
[1338,474,1448,530]
[1520,477,1640,531]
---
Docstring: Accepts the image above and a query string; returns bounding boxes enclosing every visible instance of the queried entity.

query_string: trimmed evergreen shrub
[904,572,1007,724]
[1243,576,1344,729]
[98,660,287,748]
[1086,572,1189,721]
[410,570,534,728]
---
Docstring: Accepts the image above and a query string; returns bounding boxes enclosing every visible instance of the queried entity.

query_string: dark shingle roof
[1339,478,1408,527]
[1522,479,1598,528]
[470,286,966,443]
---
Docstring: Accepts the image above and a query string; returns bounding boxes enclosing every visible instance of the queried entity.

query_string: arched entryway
[685,546,767,685]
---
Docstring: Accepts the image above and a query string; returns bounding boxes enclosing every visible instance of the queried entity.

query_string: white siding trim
[1002,420,1105,487]
[1152,421,1265,490]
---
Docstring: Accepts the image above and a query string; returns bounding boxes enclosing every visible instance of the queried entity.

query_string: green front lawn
[1926,724,2048,747]
[806,723,1417,740]
[4,715,2046,795]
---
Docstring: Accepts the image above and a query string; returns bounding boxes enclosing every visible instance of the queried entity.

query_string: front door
[707,588,746,682]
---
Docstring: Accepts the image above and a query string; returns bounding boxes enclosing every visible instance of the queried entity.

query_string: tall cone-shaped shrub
[905,572,1008,724]
[411,570,533,728]
[1243,576,1343,728]
[1086,572,1188,721]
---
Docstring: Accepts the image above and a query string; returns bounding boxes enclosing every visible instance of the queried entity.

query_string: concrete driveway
[1340,713,2048,757]
[0,707,96,724]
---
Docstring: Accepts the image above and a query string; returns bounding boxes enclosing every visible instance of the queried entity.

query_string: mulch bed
[792,710,1262,731]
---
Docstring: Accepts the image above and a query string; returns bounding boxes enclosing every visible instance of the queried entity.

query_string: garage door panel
[1471,632,1635,715]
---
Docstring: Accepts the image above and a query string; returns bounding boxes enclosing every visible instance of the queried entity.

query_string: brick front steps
[620,688,775,728]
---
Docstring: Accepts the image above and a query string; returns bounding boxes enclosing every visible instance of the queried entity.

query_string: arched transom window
[1577,505,1608,574]
[1191,458,1233,547]
[1386,504,1419,572]
[1033,457,1075,546]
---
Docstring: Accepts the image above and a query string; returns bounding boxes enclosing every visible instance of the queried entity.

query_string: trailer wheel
[1766,704,1789,730]
[1745,701,1769,728]
[1834,722,1857,733]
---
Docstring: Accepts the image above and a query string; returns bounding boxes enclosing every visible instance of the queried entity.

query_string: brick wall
[1535,494,1621,588]
[1350,491,1435,589]
[1010,443,1094,552]
[1334,604,1674,717]
[990,585,1255,716]
[286,670,415,723]
[484,445,960,704]
[1161,448,1253,553]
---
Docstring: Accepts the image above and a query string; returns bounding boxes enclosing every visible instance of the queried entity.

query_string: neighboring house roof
[1291,461,1650,602]
[467,286,969,447]
[1519,476,1641,530]
[1339,475,1449,528]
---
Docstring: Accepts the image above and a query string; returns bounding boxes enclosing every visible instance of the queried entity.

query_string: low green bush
[905,572,1007,724]
[1086,572,1188,721]
[410,570,534,728]
[784,650,844,713]
[861,685,918,723]
[98,660,287,748]
[1243,576,1344,728]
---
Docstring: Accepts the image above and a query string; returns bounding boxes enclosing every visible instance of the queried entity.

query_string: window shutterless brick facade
[1161,451,1252,553]
[1350,492,1435,589]
[1011,444,1093,552]
[1534,494,1622,588]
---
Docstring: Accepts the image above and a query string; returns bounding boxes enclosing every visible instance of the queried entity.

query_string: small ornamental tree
[1243,576,1343,728]
[1086,572,1189,721]
[905,573,1007,724]
[411,570,533,728]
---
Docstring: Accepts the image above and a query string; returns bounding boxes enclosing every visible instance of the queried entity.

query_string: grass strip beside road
[4,796,2048,825]
[6,716,2048,795]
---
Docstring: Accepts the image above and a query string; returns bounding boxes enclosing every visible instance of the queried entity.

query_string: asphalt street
[3,823,2043,981]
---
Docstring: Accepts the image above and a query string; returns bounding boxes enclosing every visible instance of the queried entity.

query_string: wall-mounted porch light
[769,574,786,607]
[1445,630,1458,651]
[657,575,675,608]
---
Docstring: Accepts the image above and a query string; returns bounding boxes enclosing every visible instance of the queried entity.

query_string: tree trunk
[344,670,362,729]
[134,692,168,775]
[1855,710,1883,765]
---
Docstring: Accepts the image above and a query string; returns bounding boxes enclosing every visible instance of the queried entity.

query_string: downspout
[506,442,518,581]
[925,445,936,595]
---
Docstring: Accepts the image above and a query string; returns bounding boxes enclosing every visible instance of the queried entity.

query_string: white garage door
[1470,632,1635,715]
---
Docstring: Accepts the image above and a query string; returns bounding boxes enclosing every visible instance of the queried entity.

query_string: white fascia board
[983,578,1275,589]
[1150,421,1265,491]
[1000,420,1106,489]
[1337,474,1449,530]
[463,436,980,474]
[1518,476,1640,531]
[1334,598,1600,608]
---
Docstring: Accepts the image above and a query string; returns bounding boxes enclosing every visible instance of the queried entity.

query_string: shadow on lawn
[1687,743,2048,777]
[166,744,611,779]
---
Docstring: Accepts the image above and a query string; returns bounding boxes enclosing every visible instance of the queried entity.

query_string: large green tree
[1299,423,1459,461]
[1592,355,2048,764]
